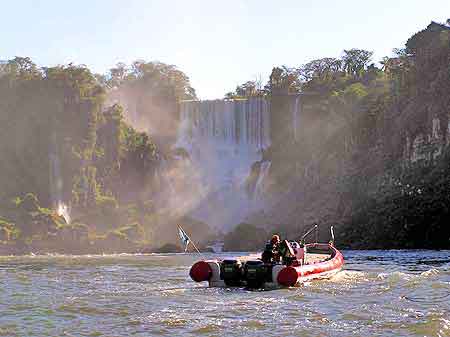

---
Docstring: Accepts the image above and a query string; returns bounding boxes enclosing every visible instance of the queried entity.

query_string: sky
[2,0,450,99]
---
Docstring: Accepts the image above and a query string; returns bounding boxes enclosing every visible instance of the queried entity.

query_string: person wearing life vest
[261,234,281,263]
[279,239,298,265]
[298,242,305,265]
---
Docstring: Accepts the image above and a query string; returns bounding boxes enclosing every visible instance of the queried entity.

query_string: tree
[300,57,342,81]
[5,56,41,80]
[342,49,373,76]
[106,60,197,142]
[266,66,302,94]
[108,62,128,88]
[226,80,267,98]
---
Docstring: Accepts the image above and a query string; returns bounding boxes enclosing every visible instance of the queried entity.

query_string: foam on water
[420,268,441,277]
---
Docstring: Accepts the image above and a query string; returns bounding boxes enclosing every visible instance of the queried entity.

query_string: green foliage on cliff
[106,61,197,146]
[106,61,197,100]
[337,23,450,248]
[264,21,450,248]
[341,149,450,249]
[0,58,106,207]
[0,57,202,253]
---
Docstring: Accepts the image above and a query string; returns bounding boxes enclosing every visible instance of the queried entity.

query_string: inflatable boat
[189,226,344,289]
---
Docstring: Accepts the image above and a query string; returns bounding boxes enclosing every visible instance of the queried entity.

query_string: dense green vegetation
[0,57,206,254]
[224,21,450,249]
[341,154,450,249]
[106,61,197,147]
[257,21,450,249]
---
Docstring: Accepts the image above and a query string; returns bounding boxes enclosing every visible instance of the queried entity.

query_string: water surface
[0,250,449,336]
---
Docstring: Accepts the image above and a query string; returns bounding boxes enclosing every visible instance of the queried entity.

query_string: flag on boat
[177,225,190,252]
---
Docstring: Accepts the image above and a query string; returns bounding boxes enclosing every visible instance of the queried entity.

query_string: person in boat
[279,240,297,265]
[298,241,305,265]
[275,240,306,266]
[261,234,281,263]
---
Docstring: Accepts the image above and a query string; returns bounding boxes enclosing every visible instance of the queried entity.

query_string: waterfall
[292,95,300,141]
[254,161,271,198]
[49,133,62,204]
[49,132,71,224]
[176,98,270,191]
[57,202,71,224]
[175,97,271,230]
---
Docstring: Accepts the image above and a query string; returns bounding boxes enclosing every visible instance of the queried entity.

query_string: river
[0,250,449,336]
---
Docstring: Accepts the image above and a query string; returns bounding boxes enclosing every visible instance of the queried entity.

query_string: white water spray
[49,132,71,224]
[175,98,271,230]
[172,95,302,231]
[57,202,71,224]
[254,161,271,198]
[292,96,300,141]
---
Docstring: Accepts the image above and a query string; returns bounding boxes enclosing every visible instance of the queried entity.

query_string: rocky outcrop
[223,223,268,251]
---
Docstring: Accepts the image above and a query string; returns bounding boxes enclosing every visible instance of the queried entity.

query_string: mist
[2,19,450,255]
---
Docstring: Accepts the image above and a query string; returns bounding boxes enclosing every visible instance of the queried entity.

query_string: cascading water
[57,202,71,224]
[49,132,71,224]
[174,95,301,231]
[175,98,271,231]
[292,95,300,141]
[254,161,271,198]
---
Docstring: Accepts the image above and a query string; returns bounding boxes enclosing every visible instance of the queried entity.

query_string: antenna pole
[178,225,201,254]
[315,225,318,243]
[189,240,201,254]
[301,224,318,244]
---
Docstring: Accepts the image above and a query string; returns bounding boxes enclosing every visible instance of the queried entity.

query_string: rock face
[58,224,89,247]
[152,243,182,253]
[223,223,268,251]
[403,116,447,165]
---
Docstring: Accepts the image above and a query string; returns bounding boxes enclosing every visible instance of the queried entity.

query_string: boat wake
[327,269,369,283]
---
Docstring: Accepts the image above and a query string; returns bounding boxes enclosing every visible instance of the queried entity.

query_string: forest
[0,58,208,254]
[226,21,450,250]
[1,20,450,253]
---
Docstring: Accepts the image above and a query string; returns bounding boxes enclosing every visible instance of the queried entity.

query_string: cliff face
[247,22,450,249]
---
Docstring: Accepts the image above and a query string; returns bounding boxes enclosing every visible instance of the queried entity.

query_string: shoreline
[1,246,449,257]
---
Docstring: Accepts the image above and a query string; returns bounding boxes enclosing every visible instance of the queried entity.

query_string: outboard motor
[244,260,272,288]
[220,259,243,286]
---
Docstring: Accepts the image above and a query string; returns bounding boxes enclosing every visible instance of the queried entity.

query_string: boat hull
[277,244,344,286]
[189,243,344,288]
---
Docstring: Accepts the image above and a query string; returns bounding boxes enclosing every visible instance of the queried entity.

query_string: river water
[0,250,449,337]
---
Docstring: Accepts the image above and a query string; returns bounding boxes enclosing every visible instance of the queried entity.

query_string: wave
[329,270,368,283]
[403,292,450,303]
[419,268,440,277]
[376,268,441,282]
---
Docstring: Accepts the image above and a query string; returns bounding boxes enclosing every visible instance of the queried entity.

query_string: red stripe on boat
[278,246,344,286]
